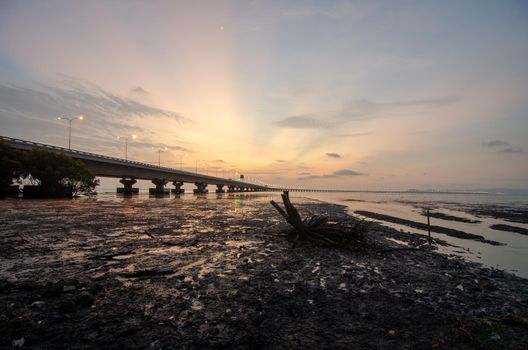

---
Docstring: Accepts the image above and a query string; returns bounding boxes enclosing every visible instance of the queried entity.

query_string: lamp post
[57,115,84,150]
[177,153,188,169]
[153,147,168,167]
[118,134,138,161]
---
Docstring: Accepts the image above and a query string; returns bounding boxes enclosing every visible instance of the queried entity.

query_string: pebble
[31,300,46,309]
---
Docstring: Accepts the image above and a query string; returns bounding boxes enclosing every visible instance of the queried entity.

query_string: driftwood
[87,249,134,260]
[270,191,368,247]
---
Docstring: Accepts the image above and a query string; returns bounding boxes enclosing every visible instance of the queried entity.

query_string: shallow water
[306,192,528,278]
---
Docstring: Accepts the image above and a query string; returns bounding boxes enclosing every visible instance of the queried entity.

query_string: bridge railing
[1,135,256,185]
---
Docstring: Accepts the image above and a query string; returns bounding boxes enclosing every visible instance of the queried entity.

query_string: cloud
[272,115,334,129]
[275,159,287,163]
[0,78,191,155]
[334,132,373,138]
[272,97,458,130]
[136,141,188,153]
[333,169,364,176]
[299,168,366,179]
[297,172,311,176]
[498,148,523,154]
[326,152,341,159]
[280,2,361,20]
[130,86,148,94]
[482,140,510,147]
[0,79,190,124]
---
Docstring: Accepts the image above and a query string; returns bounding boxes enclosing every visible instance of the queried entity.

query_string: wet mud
[489,224,528,236]
[1,196,527,349]
[421,211,481,224]
[355,210,503,246]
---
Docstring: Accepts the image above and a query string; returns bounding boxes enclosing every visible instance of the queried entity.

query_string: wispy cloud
[333,169,364,176]
[299,168,366,179]
[334,132,373,138]
[0,78,191,155]
[272,115,334,129]
[275,159,287,163]
[280,2,364,20]
[482,140,510,147]
[272,97,458,130]
[481,140,523,154]
[498,148,523,154]
[130,86,148,95]
[326,152,341,158]
[0,79,190,124]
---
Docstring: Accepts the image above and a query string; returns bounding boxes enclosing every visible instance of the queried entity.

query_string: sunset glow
[1,1,527,190]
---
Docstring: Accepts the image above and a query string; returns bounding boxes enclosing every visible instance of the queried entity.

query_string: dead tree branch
[270,191,369,247]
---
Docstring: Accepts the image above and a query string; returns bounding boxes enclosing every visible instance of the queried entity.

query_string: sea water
[95,177,528,278]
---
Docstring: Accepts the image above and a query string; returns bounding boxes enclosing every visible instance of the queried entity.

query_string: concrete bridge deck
[1,135,270,194]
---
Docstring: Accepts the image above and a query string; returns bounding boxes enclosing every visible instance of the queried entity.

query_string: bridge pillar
[215,184,225,193]
[227,185,236,193]
[117,178,139,195]
[193,182,208,194]
[171,181,185,194]
[149,178,169,195]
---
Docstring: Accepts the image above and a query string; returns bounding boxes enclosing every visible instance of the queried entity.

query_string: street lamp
[195,159,203,174]
[57,115,84,150]
[177,153,188,169]
[153,147,168,167]
[118,134,138,161]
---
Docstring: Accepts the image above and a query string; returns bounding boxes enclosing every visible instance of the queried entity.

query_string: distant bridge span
[1,135,272,194]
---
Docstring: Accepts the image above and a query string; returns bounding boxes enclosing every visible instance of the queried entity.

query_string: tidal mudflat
[1,194,527,349]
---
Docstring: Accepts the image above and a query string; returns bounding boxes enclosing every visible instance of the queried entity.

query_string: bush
[0,140,23,196]
[23,148,99,197]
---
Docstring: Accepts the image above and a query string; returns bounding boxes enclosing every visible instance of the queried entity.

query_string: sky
[0,0,527,190]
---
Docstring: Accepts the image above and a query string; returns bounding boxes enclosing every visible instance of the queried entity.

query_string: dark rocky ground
[0,195,527,349]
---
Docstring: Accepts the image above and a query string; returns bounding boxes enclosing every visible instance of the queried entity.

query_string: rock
[30,301,46,309]
[12,337,25,348]
[490,333,501,341]
[58,299,76,313]
[74,291,95,308]
[63,285,76,292]
[41,282,63,298]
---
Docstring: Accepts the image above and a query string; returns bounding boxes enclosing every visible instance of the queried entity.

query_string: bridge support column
[117,178,138,195]
[227,185,236,193]
[171,181,185,194]
[149,178,169,195]
[193,182,208,194]
[215,184,225,193]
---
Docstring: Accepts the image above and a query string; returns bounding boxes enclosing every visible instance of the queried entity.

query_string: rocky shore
[1,195,527,349]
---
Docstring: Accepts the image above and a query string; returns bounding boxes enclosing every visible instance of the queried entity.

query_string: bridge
[1,135,273,195]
